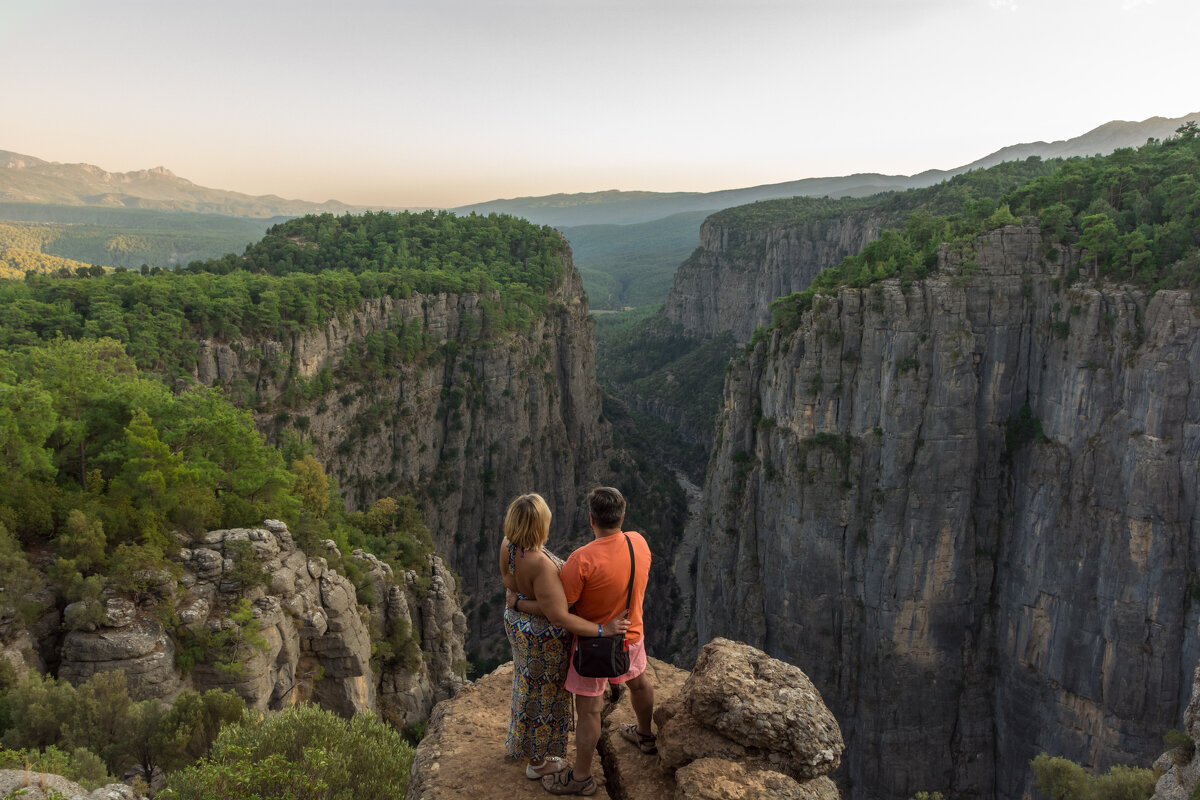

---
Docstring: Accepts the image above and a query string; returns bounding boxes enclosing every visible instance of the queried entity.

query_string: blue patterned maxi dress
[503,542,573,759]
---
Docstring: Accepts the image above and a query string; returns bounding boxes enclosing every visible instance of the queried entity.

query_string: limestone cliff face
[676,225,1200,800]
[663,211,889,343]
[190,255,611,660]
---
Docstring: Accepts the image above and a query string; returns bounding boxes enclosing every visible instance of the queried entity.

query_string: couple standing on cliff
[499,486,657,796]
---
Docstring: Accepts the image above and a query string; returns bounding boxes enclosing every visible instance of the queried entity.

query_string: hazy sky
[2,0,1197,208]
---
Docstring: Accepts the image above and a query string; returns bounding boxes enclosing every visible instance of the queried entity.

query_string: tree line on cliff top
[767,122,1200,336]
[0,211,567,379]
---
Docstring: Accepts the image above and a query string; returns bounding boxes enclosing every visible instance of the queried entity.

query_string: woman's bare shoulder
[521,549,560,577]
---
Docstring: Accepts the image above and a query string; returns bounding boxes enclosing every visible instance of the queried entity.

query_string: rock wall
[663,211,889,343]
[675,225,1200,800]
[189,254,612,660]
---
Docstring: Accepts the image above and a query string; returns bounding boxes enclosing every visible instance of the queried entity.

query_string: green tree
[1032,753,1090,800]
[0,523,42,623]
[30,338,137,491]
[56,509,107,573]
[61,669,133,774]
[158,689,245,768]
[1,671,79,751]
[291,455,331,520]
[1030,753,1155,800]
[988,202,1021,228]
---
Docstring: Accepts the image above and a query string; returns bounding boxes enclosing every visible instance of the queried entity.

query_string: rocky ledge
[407,638,843,799]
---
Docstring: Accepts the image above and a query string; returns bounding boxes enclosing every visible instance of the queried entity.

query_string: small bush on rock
[160,704,413,800]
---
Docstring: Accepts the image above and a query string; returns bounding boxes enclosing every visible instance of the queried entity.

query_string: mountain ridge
[3,112,1196,228]
[0,149,358,219]
[454,111,1200,227]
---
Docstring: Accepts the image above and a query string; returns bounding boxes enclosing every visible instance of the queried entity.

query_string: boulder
[103,599,135,628]
[677,638,843,780]
[58,618,180,700]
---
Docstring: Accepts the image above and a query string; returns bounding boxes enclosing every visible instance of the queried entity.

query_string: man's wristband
[597,623,602,637]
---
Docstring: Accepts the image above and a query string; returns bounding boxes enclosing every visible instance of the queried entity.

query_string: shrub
[0,745,112,790]
[160,704,413,800]
[1030,753,1155,800]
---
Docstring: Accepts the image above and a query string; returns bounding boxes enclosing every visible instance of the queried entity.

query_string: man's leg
[573,692,604,779]
[625,671,655,736]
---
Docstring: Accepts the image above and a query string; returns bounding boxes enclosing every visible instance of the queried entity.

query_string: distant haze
[2,0,1197,208]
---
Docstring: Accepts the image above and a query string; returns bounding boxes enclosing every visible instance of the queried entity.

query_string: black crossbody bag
[571,534,634,678]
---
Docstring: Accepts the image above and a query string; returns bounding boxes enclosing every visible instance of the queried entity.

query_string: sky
[2,0,1197,208]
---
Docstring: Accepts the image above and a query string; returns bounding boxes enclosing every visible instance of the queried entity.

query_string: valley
[2,117,1200,799]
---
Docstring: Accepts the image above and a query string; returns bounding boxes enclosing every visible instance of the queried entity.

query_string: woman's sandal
[541,768,597,796]
[526,756,565,779]
[617,722,658,754]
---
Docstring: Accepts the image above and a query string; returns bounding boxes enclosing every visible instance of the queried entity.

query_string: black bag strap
[622,534,634,612]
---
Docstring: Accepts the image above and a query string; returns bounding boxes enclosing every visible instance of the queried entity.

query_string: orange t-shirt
[560,531,651,644]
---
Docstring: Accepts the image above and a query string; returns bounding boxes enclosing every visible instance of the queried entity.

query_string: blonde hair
[504,493,552,550]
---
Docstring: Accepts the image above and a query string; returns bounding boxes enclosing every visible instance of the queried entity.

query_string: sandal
[526,756,566,779]
[541,768,597,796]
[617,722,658,754]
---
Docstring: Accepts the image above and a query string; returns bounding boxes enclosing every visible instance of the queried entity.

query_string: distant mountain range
[3,111,1195,227]
[453,112,1200,228]
[0,151,357,218]
[2,111,1196,305]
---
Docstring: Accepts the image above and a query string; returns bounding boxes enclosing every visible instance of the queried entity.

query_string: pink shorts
[565,637,647,697]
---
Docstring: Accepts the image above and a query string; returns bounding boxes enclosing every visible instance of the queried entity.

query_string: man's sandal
[617,722,658,754]
[526,756,566,779]
[541,768,597,796]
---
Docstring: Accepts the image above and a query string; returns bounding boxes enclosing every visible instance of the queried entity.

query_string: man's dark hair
[587,486,626,529]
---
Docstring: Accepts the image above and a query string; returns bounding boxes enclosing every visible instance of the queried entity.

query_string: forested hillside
[0,211,566,378]
[0,210,582,795]
[0,209,277,273]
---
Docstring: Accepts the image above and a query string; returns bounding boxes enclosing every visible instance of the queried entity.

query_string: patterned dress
[504,542,573,760]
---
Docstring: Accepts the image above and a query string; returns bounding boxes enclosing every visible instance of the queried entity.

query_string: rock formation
[1152,661,1200,800]
[656,639,842,786]
[188,253,612,661]
[664,210,890,343]
[0,771,144,800]
[407,638,842,800]
[52,520,465,726]
[675,225,1200,799]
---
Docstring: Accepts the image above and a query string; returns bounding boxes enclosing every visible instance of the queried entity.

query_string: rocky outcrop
[407,640,841,800]
[0,771,144,800]
[176,522,379,714]
[1152,662,1200,800]
[189,254,612,661]
[58,614,180,700]
[54,520,465,725]
[663,211,890,343]
[656,639,842,784]
[676,225,1200,800]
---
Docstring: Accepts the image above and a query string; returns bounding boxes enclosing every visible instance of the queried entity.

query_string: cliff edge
[408,638,842,800]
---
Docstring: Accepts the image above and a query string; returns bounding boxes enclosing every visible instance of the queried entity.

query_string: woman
[499,493,628,781]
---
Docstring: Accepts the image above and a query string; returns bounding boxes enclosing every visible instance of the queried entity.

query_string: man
[541,486,655,796]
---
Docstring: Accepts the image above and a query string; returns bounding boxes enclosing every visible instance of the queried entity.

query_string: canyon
[186,255,614,665]
[665,222,1199,799]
